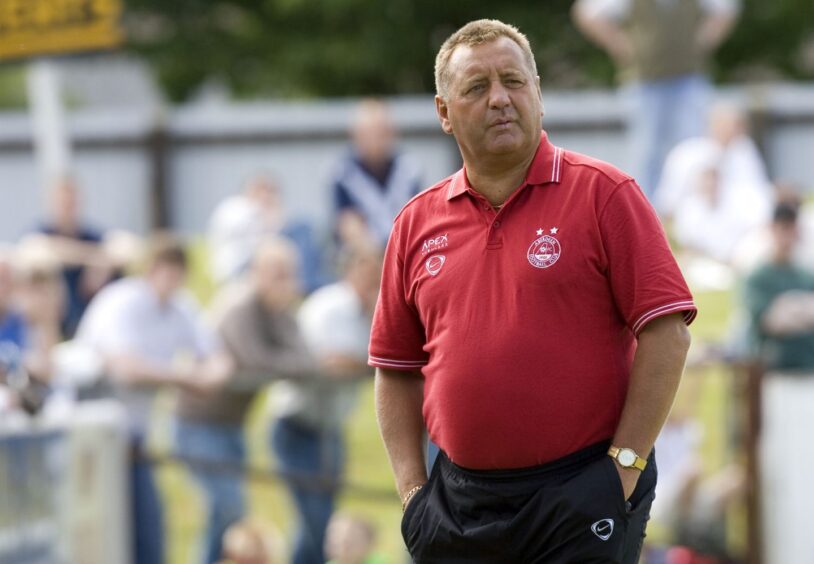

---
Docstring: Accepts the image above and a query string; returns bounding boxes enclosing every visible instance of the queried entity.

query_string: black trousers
[402,441,657,564]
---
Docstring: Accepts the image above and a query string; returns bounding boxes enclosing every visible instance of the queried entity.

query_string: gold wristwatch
[607,445,647,471]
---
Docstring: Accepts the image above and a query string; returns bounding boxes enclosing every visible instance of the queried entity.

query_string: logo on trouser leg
[591,519,614,541]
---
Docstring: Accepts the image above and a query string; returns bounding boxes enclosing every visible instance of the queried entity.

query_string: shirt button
[494,220,501,228]
[483,205,490,211]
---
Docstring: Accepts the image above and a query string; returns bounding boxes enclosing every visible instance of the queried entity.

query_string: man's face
[149,263,186,302]
[772,221,799,260]
[436,36,543,164]
[254,252,300,312]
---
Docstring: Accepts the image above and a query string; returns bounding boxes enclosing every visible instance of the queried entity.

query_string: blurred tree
[0,65,27,109]
[86,0,814,101]
[122,0,610,101]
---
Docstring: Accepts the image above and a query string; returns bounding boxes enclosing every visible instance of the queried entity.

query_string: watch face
[618,449,637,467]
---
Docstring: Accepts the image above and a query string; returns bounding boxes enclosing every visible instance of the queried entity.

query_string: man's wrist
[401,483,425,512]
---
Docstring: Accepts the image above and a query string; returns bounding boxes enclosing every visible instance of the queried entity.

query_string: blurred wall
[0,84,812,242]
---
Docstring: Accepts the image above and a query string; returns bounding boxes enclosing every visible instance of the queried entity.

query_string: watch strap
[607,445,647,471]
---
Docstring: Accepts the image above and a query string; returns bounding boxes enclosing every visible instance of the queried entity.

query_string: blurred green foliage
[122,0,814,102]
[0,64,27,108]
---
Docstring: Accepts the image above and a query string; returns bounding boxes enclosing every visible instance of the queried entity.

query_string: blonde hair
[434,19,538,99]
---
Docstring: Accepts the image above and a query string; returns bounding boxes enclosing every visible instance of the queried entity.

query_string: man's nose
[488,81,511,110]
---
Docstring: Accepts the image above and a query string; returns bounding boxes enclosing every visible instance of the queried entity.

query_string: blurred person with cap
[76,233,232,564]
[269,241,381,564]
[371,19,695,563]
[331,99,423,248]
[731,183,814,274]
[175,237,319,564]
[209,172,326,292]
[742,201,814,562]
[28,175,116,337]
[573,0,740,199]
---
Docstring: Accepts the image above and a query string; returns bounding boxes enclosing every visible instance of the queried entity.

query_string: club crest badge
[527,228,561,269]
[425,254,446,276]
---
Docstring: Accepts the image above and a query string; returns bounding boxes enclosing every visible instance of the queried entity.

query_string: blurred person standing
[175,238,318,564]
[209,173,326,293]
[331,99,422,248]
[269,242,381,564]
[742,202,814,563]
[573,0,740,199]
[657,104,772,262]
[371,20,695,563]
[28,175,116,338]
[76,234,232,564]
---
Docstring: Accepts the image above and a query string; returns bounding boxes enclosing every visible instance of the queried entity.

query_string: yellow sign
[0,0,122,61]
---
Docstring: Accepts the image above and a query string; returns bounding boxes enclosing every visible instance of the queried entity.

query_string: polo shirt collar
[446,131,563,201]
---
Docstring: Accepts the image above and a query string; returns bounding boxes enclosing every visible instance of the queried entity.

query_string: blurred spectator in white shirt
[209,173,326,292]
[657,103,773,263]
[76,233,232,564]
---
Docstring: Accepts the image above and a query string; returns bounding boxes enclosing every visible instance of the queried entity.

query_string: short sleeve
[368,227,429,371]
[600,180,697,335]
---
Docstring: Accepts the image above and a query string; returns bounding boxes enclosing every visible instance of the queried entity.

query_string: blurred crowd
[0,99,409,564]
[1,3,814,563]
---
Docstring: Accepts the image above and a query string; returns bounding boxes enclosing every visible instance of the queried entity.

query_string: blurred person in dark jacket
[27,176,117,337]
[331,99,422,249]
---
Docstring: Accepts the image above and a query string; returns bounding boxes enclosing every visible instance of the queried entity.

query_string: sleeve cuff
[368,354,428,371]
[632,300,697,336]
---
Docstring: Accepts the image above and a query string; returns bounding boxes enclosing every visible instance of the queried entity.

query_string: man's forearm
[571,5,633,64]
[107,354,179,387]
[375,368,428,501]
[612,314,691,494]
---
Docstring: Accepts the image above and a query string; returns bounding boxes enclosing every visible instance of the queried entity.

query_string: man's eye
[505,79,524,87]
[467,83,486,94]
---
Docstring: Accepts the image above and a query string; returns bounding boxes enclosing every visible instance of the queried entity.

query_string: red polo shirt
[369,132,696,470]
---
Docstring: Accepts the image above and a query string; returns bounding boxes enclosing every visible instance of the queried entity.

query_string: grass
[154,241,736,563]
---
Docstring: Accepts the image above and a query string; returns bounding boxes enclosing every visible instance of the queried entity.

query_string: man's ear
[435,95,454,135]
[536,76,545,118]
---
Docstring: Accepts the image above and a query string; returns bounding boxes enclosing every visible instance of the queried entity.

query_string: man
[175,238,318,564]
[269,242,381,564]
[209,173,326,292]
[331,99,423,248]
[77,234,232,564]
[657,103,772,263]
[573,0,740,199]
[369,20,695,563]
[30,176,115,337]
[742,202,814,563]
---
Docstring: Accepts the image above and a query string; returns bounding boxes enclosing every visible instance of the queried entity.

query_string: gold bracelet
[401,485,424,512]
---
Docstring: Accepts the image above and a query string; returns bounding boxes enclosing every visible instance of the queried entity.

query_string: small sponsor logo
[527,229,561,269]
[591,519,614,541]
[422,234,449,256]
[425,255,445,276]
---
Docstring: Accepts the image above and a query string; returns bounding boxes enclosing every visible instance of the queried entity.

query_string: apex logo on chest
[421,234,449,256]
